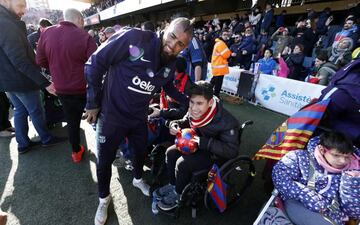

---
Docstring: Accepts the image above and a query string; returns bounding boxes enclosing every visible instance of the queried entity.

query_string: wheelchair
[253,189,360,225]
[254,126,360,225]
[156,120,257,218]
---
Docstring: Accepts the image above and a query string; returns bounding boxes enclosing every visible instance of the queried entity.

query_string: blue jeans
[6,91,52,148]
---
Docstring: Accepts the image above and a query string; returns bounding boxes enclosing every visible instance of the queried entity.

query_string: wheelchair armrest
[219,155,254,171]
[253,189,280,225]
[189,156,256,185]
[241,120,254,130]
[191,169,209,183]
[238,120,253,142]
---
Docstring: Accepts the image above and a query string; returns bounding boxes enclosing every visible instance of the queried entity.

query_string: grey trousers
[285,199,334,225]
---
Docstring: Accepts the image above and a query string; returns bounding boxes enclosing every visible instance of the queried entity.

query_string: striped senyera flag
[255,99,330,161]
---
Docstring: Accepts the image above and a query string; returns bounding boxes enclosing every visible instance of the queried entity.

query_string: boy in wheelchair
[272,131,360,225]
[154,81,240,211]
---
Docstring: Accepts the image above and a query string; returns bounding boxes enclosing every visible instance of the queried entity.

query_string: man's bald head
[63,8,84,28]
[0,0,9,8]
[0,0,27,19]
[159,17,194,64]
[166,17,194,38]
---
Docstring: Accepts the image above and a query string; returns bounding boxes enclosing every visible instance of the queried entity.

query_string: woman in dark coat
[284,44,305,81]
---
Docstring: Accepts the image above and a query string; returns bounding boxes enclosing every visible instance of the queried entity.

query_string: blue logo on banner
[261,86,276,101]
[224,76,237,82]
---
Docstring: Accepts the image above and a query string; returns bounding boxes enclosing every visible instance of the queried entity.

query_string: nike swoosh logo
[140,56,151,63]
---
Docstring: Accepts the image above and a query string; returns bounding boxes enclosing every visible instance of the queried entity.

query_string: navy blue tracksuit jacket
[85,28,188,124]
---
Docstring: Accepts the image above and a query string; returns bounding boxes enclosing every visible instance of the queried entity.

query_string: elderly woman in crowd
[327,37,353,67]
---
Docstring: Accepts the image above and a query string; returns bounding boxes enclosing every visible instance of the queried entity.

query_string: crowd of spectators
[84,1,360,89]
[22,8,62,30]
[82,0,124,17]
[1,1,360,224]
[183,3,360,87]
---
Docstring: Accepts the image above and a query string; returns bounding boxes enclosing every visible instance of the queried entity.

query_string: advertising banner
[206,63,242,95]
[99,0,162,21]
[84,14,100,26]
[255,74,326,116]
[99,6,116,21]
[222,67,242,94]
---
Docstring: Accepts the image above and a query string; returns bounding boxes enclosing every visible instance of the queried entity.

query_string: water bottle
[272,69,278,76]
[254,62,260,74]
[250,62,254,72]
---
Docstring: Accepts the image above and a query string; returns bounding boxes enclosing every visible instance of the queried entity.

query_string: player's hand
[84,108,100,124]
[192,135,200,144]
[169,122,180,135]
[46,83,57,96]
[148,107,160,118]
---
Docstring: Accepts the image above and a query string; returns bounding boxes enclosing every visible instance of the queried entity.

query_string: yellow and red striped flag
[255,99,330,161]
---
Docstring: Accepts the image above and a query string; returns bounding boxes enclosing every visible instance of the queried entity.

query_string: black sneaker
[18,141,42,154]
[42,136,67,147]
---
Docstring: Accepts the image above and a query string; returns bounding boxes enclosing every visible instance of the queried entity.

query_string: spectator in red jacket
[36,8,97,163]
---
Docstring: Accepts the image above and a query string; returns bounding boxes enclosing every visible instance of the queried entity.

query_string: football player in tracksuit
[84,18,194,225]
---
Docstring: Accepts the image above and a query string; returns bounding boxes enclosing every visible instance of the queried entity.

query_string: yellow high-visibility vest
[211,38,232,76]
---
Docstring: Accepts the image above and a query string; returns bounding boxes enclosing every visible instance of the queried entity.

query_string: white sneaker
[94,195,111,225]
[132,178,150,196]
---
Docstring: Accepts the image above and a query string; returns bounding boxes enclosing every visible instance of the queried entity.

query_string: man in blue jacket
[180,36,208,81]
[260,3,274,33]
[84,17,193,225]
[0,0,64,153]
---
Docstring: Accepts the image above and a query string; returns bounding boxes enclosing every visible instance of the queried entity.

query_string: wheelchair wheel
[204,155,256,211]
[181,181,206,207]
